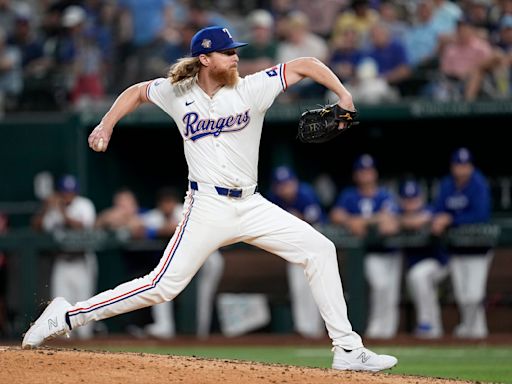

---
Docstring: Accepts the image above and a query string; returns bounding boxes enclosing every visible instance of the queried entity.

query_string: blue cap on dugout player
[272,165,297,184]
[399,179,421,199]
[451,147,473,164]
[353,154,376,171]
[190,26,248,56]
[57,174,79,193]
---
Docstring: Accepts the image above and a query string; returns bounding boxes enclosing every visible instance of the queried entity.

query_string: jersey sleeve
[241,63,288,112]
[77,198,97,229]
[146,78,175,116]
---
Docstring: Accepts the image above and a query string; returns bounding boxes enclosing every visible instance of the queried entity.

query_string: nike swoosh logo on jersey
[185,100,195,106]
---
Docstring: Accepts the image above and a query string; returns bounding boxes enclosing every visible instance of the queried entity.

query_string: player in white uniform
[22,26,397,372]
[31,175,97,340]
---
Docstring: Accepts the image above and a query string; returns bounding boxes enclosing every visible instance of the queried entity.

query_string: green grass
[87,345,512,383]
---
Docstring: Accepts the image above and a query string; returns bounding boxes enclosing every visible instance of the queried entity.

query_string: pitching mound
[0,347,471,384]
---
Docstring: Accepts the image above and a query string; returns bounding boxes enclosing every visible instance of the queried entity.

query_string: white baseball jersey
[146,64,288,188]
[42,196,96,231]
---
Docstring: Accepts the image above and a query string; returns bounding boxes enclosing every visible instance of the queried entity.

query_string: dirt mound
[0,347,471,384]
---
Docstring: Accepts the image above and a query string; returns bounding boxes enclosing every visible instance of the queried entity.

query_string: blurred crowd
[0,147,496,342]
[1,0,512,114]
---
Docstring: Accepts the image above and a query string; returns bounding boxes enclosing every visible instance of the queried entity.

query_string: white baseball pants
[68,189,363,349]
[450,252,493,338]
[406,258,448,335]
[364,252,402,339]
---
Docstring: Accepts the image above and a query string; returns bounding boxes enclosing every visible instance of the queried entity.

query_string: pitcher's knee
[308,236,337,265]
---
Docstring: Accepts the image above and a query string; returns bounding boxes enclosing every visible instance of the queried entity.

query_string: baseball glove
[297,103,359,144]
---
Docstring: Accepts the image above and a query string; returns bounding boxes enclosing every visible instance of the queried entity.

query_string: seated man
[398,179,448,338]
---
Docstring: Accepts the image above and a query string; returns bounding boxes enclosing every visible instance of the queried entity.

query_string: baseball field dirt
[0,347,473,384]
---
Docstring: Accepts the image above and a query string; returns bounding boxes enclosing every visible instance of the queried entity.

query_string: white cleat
[22,297,72,349]
[332,346,398,372]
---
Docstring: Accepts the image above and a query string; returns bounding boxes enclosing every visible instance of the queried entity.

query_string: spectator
[431,0,463,36]
[0,25,22,111]
[332,0,380,48]
[277,10,329,63]
[464,0,498,40]
[296,0,345,39]
[70,24,105,107]
[267,165,326,339]
[363,22,412,98]
[31,174,97,340]
[117,0,174,89]
[6,7,52,110]
[328,26,365,86]
[276,11,329,100]
[378,0,409,43]
[398,0,449,97]
[268,0,297,41]
[431,147,493,339]
[187,1,235,32]
[140,186,225,339]
[238,9,278,77]
[40,5,106,109]
[464,14,512,101]
[326,23,400,104]
[330,154,401,339]
[339,56,400,104]
[161,23,200,68]
[398,179,449,339]
[83,0,117,95]
[430,17,494,101]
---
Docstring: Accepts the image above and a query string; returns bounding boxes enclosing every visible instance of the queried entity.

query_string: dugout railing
[1,221,510,337]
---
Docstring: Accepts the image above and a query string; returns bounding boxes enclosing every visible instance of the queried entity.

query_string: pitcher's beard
[211,67,239,87]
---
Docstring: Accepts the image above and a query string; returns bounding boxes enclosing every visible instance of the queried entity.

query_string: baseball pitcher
[22,26,397,372]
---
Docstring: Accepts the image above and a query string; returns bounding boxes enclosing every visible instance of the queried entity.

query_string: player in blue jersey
[267,165,326,339]
[330,154,401,339]
[431,147,493,339]
[398,179,449,339]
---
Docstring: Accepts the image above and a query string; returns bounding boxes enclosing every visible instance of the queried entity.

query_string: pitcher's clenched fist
[88,122,112,152]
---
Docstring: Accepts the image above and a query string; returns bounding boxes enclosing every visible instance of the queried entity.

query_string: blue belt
[190,181,258,198]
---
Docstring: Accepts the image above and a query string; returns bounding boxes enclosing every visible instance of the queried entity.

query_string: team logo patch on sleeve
[265,66,279,77]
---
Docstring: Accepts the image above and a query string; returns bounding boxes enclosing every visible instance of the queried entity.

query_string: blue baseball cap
[451,147,473,164]
[353,154,376,171]
[190,26,248,57]
[272,166,297,184]
[57,174,79,193]
[399,180,421,198]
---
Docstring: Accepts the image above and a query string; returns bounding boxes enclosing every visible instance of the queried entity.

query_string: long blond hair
[167,57,202,85]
